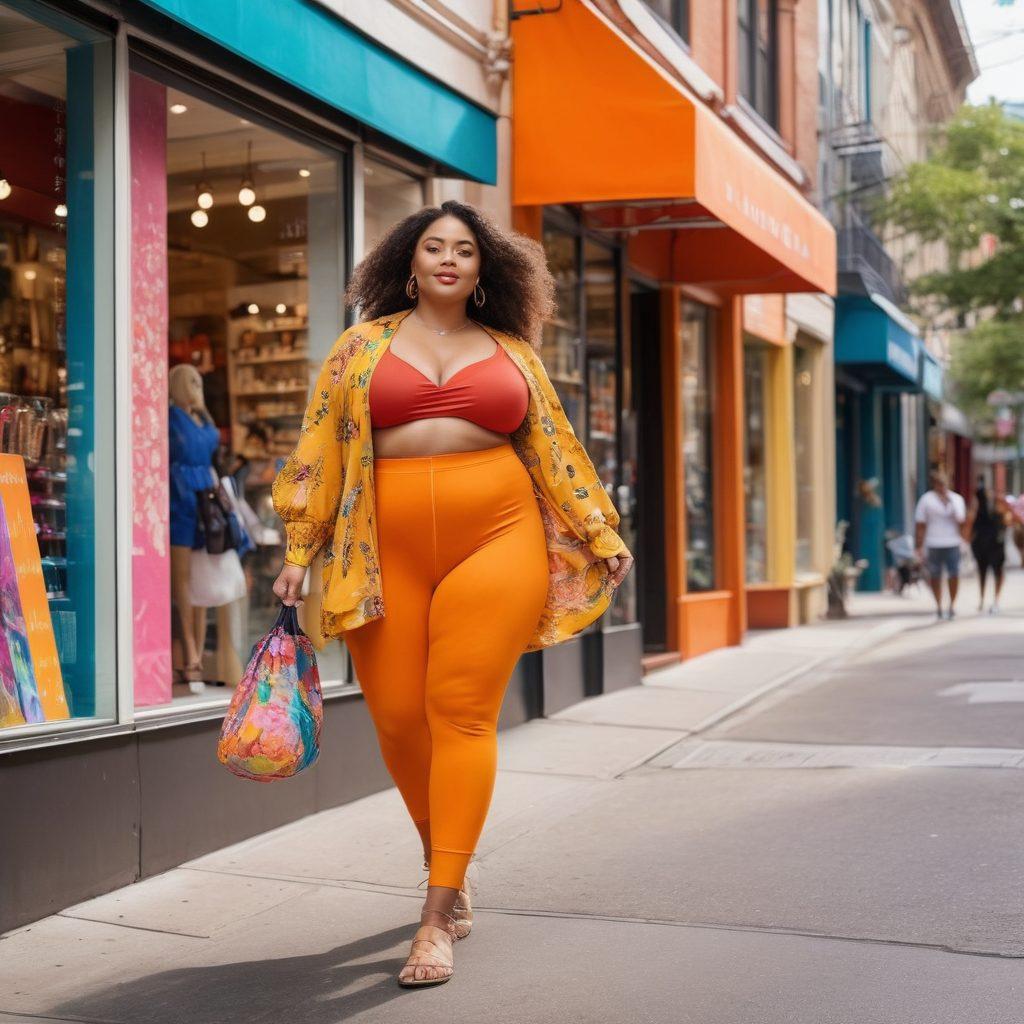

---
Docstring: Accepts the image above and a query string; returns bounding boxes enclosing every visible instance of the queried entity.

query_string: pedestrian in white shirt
[914,469,966,620]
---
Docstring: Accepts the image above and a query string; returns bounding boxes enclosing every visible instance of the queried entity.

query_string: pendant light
[0,171,10,201]
[195,151,213,210]
[190,209,209,228]
[238,141,256,207]
[247,204,266,223]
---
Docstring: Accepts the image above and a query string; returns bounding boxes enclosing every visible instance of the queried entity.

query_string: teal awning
[920,348,943,401]
[138,0,497,183]
[834,294,921,388]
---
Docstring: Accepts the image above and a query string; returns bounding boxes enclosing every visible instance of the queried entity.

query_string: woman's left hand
[603,552,634,582]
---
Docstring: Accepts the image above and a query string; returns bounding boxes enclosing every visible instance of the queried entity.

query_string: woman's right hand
[273,563,307,607]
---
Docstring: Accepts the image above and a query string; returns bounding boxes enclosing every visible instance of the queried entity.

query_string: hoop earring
[406,274,419,300]
[473,282,486,308]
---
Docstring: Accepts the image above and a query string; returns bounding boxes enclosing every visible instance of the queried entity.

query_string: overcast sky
[961,0,1024,103]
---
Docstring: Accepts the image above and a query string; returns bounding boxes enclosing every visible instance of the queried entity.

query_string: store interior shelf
[233,351,310,366]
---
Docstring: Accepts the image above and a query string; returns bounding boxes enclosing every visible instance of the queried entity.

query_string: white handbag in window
[188,547,248,608]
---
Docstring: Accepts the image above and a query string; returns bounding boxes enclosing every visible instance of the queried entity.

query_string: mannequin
[168,364,242,688]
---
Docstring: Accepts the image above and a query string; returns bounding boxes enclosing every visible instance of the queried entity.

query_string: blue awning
[138,0,497,183]
[834,294,921,388]
[920,348,943,401]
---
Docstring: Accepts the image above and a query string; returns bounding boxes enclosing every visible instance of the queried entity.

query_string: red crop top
[369,343,529,435]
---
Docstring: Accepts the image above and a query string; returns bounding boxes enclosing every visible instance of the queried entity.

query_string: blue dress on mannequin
[169,404,220,548]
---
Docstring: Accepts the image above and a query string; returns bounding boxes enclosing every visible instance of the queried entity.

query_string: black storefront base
[0,657,543,934]
[0,641,643,934]
[592,623,643,695]
[540,637,587,714]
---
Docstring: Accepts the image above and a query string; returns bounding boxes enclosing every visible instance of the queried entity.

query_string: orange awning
[511,0,836,295]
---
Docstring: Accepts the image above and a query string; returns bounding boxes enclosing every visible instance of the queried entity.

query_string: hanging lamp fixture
[238,141,256,207]
[195,151,213,210]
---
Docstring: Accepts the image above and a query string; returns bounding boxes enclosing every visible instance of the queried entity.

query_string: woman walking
[270,201,633,987]
[968,480,1009,614]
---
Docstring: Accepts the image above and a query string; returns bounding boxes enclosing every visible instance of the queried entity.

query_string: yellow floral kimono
[271,308,632,652]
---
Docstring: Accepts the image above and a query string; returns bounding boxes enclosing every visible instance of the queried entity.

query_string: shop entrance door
[630,282,667,651]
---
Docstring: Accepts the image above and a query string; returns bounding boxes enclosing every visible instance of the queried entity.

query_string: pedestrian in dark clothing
[968,480,1009,614]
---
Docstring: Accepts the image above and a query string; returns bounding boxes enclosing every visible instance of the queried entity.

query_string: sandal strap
[407,943,451,964]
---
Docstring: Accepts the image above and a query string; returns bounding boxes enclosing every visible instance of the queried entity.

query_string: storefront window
[129,68,346,710]
[744,343,769,582]
[584,239,617,492]
[680,300,715,592]
[364,156,424,253]
[541,219,584,434]
[542,213,635,625]
[583,238,635,624]
[794,342,816,575]
[0,4,115,733]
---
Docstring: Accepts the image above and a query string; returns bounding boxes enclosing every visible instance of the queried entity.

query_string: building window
[128,66,347,710]
[744,343,769,583]
[738,0,779,128]
[641,0,690,46]
[680,300,715,592]
[0,4,116,734]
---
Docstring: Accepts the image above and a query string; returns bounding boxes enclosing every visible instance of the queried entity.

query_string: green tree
[948,319,1024,419]
[880,103,1024,420]
[883,103,1024,315]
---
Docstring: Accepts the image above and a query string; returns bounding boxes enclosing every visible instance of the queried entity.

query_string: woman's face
[410,215,481,307]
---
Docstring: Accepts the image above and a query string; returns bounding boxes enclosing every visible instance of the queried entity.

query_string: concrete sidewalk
[2,582,1016,1024]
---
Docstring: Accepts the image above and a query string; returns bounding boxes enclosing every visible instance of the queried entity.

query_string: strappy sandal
[397,907,458,987]
[419,859,479,940]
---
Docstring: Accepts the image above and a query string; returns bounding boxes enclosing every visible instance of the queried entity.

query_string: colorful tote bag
[217,605,322,782]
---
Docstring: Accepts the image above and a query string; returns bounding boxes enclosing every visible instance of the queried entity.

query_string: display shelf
[233,385,309,398]
[234,351,310,367]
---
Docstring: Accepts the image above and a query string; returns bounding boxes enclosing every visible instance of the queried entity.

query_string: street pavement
[4,572,1024,1022]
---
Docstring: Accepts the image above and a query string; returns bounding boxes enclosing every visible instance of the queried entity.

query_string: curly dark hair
[344,200,555,349]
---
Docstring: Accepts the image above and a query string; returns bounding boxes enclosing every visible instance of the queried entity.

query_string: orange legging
[343,442,550,890]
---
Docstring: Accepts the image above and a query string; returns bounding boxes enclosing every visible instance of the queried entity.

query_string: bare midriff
[371,417,510,459]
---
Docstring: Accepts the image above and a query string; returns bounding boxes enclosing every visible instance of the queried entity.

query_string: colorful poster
[0,592,23,727]
[0,491,43,723]
[0,454,68,722]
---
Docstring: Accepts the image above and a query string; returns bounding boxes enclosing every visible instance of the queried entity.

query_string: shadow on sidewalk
[52,921,436,1024]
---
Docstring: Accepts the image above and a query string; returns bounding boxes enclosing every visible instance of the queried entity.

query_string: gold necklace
[412,308,473,336]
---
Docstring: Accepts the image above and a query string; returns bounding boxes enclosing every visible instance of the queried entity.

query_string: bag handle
[273,603,302,637]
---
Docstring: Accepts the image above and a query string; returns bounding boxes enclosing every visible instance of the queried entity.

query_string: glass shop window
[0,3,115,735]
[541,222,585,435]
[744,342,769,583]
[680,299,716,592]
[794,341,817,576]
[128,66,347,711]
[363,156,425,254]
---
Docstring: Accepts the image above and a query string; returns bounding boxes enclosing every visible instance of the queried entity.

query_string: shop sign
[742,294,787,346]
